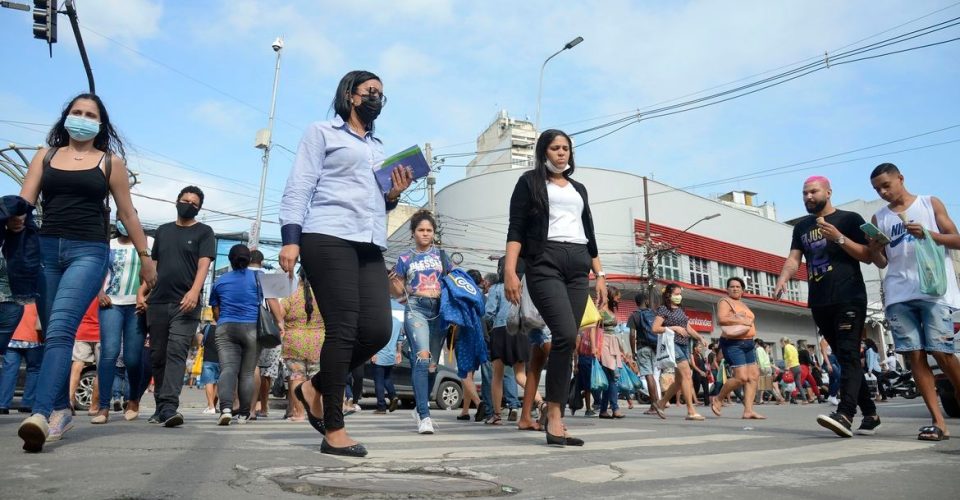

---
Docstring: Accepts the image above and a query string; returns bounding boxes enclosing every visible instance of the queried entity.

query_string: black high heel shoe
[294,383,326,435]
[546,431,585,447]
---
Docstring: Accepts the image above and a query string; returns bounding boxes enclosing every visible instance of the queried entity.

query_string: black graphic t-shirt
[790,209,867,308]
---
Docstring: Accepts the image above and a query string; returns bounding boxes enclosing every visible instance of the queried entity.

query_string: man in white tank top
[868,163,960,442]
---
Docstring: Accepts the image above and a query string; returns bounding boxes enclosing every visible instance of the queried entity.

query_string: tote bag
[916,228,947,296]
[580,297,602,328]
[255,273,282,349]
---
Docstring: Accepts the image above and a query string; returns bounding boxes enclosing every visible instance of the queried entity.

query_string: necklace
[70,148,88,161]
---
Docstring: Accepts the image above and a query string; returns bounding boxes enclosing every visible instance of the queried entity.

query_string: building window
[765,273,778,298]
[788,280,802,301]
[658,252,681,281]
[743,269,762,294]
[718,263,738,286]
[689,256,710,287]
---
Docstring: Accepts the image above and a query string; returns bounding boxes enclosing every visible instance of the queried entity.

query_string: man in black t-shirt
[775,176,880,438]
[144,186,216,427]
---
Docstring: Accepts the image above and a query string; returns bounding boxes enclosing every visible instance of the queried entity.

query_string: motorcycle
[884,369,919,399]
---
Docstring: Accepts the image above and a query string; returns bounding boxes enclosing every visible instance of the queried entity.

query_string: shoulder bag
[255,272,282,348]
[719,299,751,337]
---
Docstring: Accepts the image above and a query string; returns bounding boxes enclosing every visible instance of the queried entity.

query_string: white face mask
[546,160,569,174]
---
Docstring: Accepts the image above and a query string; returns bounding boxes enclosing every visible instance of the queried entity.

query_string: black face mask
[177,201,200,220]
[355,95,382,125]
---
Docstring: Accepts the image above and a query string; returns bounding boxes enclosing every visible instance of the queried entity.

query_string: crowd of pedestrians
[1,73,958,458]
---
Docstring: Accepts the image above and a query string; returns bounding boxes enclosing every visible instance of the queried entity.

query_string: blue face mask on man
[116,219,128,237]
[64,115,100,142]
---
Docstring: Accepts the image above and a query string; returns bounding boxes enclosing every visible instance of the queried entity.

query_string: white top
[875,195,960,308]
[546,181,588,244]
[103,237,153,306]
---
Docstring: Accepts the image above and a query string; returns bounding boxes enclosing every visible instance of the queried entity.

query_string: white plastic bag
[506,276,545,335]
[655,328,677,370]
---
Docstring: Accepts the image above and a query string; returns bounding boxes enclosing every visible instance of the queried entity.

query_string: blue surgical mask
[116,220,128,237]
[64,115,100,142]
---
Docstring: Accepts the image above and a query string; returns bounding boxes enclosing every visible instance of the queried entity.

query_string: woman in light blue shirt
[279,70,413,458]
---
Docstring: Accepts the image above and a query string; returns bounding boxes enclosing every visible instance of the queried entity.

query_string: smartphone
[774,289,784,301]
[859,222,891,245]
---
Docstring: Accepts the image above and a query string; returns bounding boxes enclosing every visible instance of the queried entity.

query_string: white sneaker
[352,404,362,413]
[418,417,435,435]
[828,396,839,406]
[202,407,217,415]
[411,409,421,427]
[218,409,232,426]
[234,414,250,425]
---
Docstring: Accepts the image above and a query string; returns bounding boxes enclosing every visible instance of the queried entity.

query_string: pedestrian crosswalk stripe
[551,439,933,483]
[201,426,651,442]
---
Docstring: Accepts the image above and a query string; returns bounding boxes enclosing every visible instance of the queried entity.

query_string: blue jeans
[0,303,24,357]
[480,361,519,411]
[405,296,443,419]
[97,304,145,408]
[599,366,620,413]
[34,236,108,417]
[886,300,957,353]
[719,338,757,368]
[826,355,841,397]
[372,364,397,410]
[1,345,43,409]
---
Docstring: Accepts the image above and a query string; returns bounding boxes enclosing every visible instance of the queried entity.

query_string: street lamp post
[250,36,284,249]
[535,36,583,131]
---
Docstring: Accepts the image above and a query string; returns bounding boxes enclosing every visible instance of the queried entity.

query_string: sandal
[685,414,705,421]
[517,422,542,432]
[918,425,949,441]
[484,414,503,425]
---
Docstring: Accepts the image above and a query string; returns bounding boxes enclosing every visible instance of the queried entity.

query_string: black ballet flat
[294,384,326,435]
[546,431,584,447]
[321,439,368,458]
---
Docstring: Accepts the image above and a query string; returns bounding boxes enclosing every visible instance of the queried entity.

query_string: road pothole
[250,465,516,498]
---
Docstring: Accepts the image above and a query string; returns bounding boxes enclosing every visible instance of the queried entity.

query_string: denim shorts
[528,327,552,346]
[635,345,655,376]
[886,300,957,354]
[199,361,220,385]
[719,337,757,368]
[674,342,691,363]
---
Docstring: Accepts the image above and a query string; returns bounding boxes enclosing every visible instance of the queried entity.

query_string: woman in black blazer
[503,129,607,447]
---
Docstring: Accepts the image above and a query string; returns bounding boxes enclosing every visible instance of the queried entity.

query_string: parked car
[361,300,464,410]
[9,361,97,411]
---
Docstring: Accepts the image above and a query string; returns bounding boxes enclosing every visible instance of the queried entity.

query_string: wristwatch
[596,271,606,278]
[836,236,846,246]
[138,249,151,258]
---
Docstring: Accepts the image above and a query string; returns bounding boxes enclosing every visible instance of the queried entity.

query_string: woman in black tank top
[10,93,156,453]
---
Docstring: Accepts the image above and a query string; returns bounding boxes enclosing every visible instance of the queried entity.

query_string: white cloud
[378,44,441,82]
[75,0,163,50]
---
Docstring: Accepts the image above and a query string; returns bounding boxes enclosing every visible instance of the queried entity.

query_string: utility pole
[425,142,436,214]
[63,0,94,93]
[643,176,656,306]
[250,36,283,249]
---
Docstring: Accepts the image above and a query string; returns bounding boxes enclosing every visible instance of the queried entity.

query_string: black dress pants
[300,234,392,431]
[524,242,590,406]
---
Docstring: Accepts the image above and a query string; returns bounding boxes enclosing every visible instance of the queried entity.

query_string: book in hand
[860,222,891,246]
[374,145,430,194]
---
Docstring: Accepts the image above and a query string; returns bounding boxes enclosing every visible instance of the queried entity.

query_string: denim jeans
[215,322,258,416]
[826,355,841,397]
[34,236,108,417]
[97,304,145,408]
[405,296,443,419]
[0,345,43,408]
[372,364,397,410]
[0,302,24,357]
[599,366,620,413]
[480,361,519,410]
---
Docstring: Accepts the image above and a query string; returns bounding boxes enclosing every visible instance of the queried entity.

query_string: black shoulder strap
[439,249,451,276]
[42,147,58,168]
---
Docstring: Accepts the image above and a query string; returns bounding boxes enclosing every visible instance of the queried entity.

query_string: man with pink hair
[774,175,882,438]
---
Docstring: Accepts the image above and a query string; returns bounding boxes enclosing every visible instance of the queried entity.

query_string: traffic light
[32,0,57,45]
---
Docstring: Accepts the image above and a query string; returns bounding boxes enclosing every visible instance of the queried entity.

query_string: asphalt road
[1,388,958,499]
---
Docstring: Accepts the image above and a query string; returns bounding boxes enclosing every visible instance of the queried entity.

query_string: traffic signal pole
[63,0,95,93]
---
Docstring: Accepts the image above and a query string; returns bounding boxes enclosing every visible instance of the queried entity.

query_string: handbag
[567,377,584,411]
[719,299,752,337]
[590,358,608,391]
[255,272,282,349]
[580,296,601,328]
[916,227,947,296]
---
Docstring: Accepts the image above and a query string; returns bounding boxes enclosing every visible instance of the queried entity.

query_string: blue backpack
[631,309,658,347]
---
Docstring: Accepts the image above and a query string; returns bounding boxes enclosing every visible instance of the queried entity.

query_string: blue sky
[2,0,959,258]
